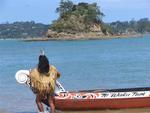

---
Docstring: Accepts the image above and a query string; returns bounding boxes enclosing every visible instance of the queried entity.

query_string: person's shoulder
[50,65,57,70]
[31,68,37,72]
[30,68,38,75]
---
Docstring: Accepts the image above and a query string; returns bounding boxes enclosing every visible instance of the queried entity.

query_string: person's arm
[57,71,61,78]
[51,65,61,79]
[53,71,60,80]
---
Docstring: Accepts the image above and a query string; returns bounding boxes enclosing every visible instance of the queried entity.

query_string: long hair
[38,55,50,75]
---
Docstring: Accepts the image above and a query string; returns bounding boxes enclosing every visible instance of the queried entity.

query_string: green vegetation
[51,0,104,33]
[107,18,150,35]
[0,21,49,39]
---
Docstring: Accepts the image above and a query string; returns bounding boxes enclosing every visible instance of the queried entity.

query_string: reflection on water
[62,108,150,113]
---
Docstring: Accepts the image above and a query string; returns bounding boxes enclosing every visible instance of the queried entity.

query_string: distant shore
[0,33,146,41]
[21,33,144,42]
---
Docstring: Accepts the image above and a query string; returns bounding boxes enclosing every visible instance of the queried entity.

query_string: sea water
[0,35,150,113]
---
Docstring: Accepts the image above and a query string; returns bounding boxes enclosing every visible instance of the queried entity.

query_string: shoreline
[0,34,147,41]
[22,33,144,41]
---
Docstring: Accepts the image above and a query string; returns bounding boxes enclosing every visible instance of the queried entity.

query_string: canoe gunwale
[73,87,150,93]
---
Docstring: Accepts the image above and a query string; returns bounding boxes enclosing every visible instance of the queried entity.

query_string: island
[45,0,149,40]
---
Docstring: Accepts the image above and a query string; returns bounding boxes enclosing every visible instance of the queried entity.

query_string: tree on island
[50,0,105,33]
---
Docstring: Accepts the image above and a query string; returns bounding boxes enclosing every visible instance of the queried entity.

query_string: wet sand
[61,108,150,113]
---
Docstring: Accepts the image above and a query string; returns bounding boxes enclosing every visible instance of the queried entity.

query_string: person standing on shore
[29,52,60,113]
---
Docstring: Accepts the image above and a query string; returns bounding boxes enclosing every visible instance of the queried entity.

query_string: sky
[0,0,150,24]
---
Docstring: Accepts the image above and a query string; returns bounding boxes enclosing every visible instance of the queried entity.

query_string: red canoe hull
[43,87,150,111]
[55,97,150,111]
